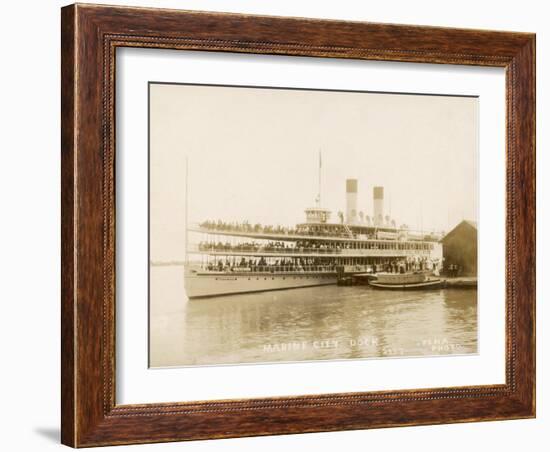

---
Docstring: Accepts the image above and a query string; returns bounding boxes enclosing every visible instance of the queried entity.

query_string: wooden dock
[440,276,477,289]
[338,274,477,288]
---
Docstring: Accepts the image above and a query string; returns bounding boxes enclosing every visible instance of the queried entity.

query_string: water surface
[149,266,477,367]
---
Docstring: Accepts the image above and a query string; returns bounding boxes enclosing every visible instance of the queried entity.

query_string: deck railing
[198,265,336,274]
[196,244,343,254]
[191,224,442,243]
[190,244,433,256]
[193,225,357,239]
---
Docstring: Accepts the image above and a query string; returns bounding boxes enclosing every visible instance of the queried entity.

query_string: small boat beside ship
[369,271,441,290]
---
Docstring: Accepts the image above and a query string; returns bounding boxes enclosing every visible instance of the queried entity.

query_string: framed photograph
[61,3,535,447]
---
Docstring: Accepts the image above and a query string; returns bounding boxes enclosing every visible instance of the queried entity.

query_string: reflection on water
[149,266,477,367]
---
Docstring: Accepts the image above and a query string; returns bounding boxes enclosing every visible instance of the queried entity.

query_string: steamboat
[184,179,443,298]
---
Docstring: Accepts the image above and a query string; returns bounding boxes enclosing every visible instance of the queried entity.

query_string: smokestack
[373,186,384,226]
[346,179,358,224]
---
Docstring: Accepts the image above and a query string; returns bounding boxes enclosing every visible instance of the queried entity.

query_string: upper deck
[190,221,442,244]
[188,242,436,258]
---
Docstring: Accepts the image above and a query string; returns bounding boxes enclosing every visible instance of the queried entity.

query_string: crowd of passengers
[198,220,443,244]
[199,220,298,235]
[197,239,428,253]
[384,258,435,273]
[203,257,336,272]
[198,240,346,253]
[199,220,357,238]
[201,257,437,274]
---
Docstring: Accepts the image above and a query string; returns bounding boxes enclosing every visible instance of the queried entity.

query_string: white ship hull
[184,269,337,298]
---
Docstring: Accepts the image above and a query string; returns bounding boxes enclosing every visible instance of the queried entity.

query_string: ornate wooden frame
[61,3,535,447]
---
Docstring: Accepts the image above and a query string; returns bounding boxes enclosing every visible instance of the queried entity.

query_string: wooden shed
[441,220,477,276]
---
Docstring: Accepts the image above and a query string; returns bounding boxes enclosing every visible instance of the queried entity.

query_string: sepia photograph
[148,82,479,368]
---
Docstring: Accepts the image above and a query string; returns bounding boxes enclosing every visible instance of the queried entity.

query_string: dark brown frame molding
[61,3,535,447]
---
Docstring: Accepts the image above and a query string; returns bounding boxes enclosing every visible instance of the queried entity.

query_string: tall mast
[317,148,322,207]
[185,155,189,265]
[420,201,423,234]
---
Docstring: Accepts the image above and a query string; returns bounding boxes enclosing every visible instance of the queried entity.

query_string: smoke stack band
[373,186,384,226]
[346,178,358,224]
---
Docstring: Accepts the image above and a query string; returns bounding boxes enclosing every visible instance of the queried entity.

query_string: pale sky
[149,83,478,262]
